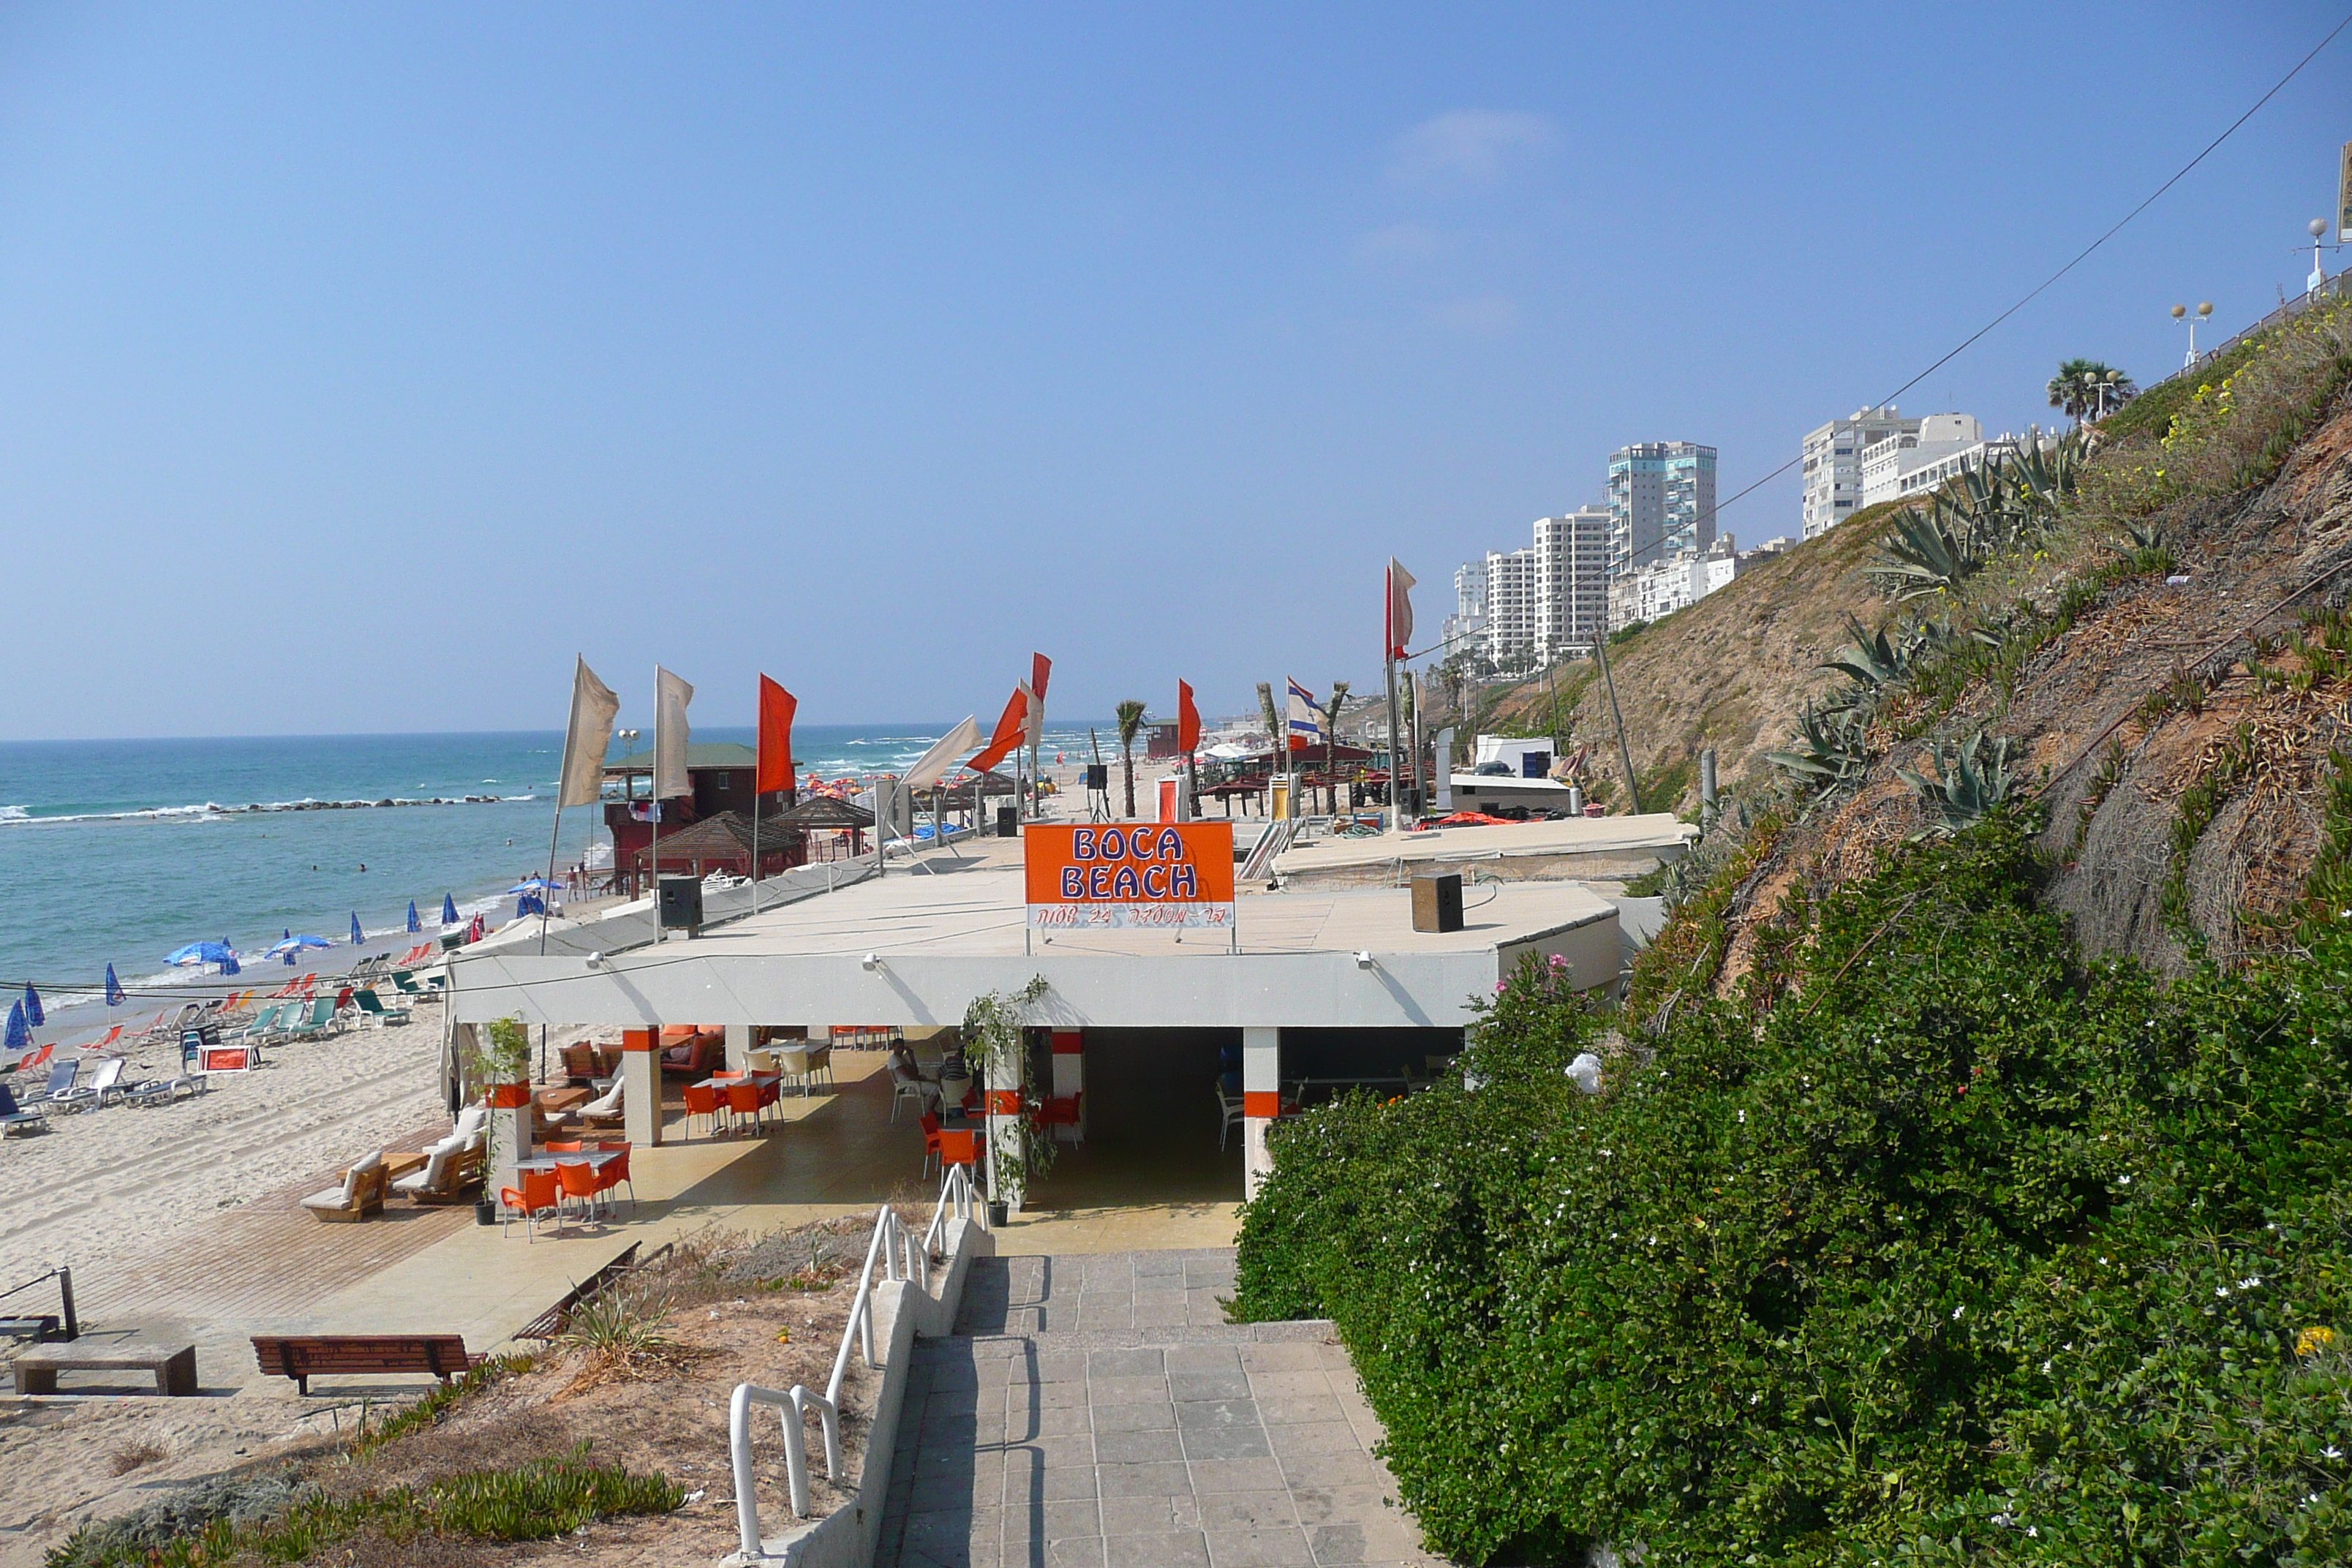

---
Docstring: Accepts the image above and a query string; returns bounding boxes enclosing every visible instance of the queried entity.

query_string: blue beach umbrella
[265,935,331,960]
[442,894,459,925]
[104,965,124,1009]
[22,984,42,1028]
[507,878,557,894]
[165,941,236,968]
[4,1002,26,1056]
[407,901,421,935]
[350,912,365,946]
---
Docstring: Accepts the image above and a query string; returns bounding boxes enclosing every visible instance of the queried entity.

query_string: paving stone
[1171,1368,1254,1401]
[1275,1453,1384,1490]
[1089,1347,1168,1377]
[1287,1485,1395,1526]
[1104,1529,1211,1568]
[1194,1492,1302,1530]
[1096,1460,1196,1498]
[1100,1494,1202,1534]
[1183,1425,1275,1460]
[1205,1525,1317,1566]
[1247,1370,1333,1398]
[1240,1343,1324,1373]
[1177,1398,1260,1428]
[1166,1344,1244,1372]
[1257,1395,1346,1427]
[1095,1428,1186,1463]
[1044,1537,1107,1568]
[1188,1457,1289,1494]
[1091,1400,1178,1433]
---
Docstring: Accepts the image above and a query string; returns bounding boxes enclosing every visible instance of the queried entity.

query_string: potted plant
[960,979,1050,1224]
[460,1017,531,1226]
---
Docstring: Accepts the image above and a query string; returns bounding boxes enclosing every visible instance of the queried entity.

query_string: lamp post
[2313,219,2333,297]
[2171,301,2213,369]
[615,728,641,894]
[2092,368,2125,423]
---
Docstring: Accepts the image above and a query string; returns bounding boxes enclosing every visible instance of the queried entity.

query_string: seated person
[887,1042,933,1085]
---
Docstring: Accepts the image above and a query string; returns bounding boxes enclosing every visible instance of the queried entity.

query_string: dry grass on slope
[1480,502,1908,813]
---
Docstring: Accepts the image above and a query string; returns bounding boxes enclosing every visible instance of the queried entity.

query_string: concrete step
[949,1248,1238,1337]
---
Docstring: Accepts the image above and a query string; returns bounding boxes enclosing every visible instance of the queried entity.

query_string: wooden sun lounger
[249,1333,485,1395]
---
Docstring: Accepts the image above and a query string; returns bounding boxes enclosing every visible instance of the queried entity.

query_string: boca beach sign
[1023,822,1236,930]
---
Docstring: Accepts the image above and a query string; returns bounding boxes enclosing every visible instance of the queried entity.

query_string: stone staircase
[876,1248,1448,1567]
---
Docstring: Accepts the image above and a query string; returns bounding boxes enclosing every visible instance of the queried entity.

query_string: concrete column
[984,1037,1025,1213]
[725,1023,753,1072]
[1049,1030,1085,1144]
[621,1028,663,1147]
[464,1016,535,1197]
[1242,1025,1281,1199]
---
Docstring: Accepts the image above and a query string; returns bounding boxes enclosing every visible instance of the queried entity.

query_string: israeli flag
[1285,677,1323,750]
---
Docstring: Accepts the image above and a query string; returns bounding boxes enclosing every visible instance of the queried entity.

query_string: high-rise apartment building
[1481,547,1540,670]
[1801,407,1915,538]
[1534,506,1612,655]
[1441,560,1488,655]
[1607,442,1717,578]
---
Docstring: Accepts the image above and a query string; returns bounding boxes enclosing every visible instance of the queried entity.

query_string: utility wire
[1711,9,2352,524]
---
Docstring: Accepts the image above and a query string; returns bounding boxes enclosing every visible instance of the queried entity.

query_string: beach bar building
[441,816,1688,1209]
[603,743,800,896]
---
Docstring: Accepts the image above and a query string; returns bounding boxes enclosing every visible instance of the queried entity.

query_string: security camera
[862,952,881,970]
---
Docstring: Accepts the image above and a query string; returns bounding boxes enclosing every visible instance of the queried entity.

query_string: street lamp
[2171,301,2213,369]
[2092,367,2125,422]
[2313,218,2334,297]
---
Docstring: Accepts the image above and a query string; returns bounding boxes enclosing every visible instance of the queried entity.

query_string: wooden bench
[15,1341,197,1397]
[249,1334,485,1395]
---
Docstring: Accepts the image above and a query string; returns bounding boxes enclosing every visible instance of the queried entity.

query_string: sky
[1,2,2348,739]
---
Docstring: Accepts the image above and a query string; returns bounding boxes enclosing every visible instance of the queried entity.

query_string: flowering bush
[1235,813,2352,1565]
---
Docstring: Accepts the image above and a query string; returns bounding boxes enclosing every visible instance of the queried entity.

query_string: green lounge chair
[352,990,410,1028]
[282,998,339,1041]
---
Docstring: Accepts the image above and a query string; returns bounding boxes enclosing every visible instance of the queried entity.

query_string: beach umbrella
[4,1002,26,1056]
[407,900,421,934]
[442,893,459,925]
[165,941,236,968]
[265,935,331,960]
[350,912,365,946]
[505,878,557,894]
[104,965,124,1009]
[22,984,42,1028]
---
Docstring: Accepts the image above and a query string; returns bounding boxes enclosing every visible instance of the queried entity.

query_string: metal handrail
[729,1169,974,1555]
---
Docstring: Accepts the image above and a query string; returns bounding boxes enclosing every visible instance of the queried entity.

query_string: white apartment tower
[1441,560,1488,655]
[1535,506,1612,655]
[1481,547,1540,671]
[1801,406,1916,538]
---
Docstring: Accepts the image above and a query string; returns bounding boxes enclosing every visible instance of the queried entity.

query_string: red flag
[1386,559,1417,660]
[757,676,797,795]
[969,686,1028,774]
[1177,680,1201,754]
[1030,652,1052,702]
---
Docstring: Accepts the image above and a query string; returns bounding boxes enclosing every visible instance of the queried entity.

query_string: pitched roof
[773,795,876,829]
[630,810,766,859]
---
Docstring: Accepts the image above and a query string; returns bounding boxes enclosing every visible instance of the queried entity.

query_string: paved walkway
[878,1249,1447,1568]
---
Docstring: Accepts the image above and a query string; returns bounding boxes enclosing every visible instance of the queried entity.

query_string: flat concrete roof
[1272,812,1697,880]
[447,851,1619,1033]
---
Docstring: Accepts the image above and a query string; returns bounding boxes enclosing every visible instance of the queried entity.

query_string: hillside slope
[1471,502,1907,813]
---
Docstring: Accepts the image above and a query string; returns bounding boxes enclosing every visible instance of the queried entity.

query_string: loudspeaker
[1085,764,1109,791]
[658,875,704,932]
[997,805,1021,837]
[1411,872,1464,934]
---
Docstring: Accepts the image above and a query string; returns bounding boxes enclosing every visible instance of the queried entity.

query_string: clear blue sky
[3,3,2346,738]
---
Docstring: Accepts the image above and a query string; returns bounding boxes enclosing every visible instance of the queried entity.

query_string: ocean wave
[0,795,529,826]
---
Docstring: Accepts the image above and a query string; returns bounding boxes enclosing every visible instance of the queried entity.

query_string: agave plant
[1766,701,1873,800]
[1869,505,1973,600]
[1820,616,1910,690]
[1899,731,2019,834]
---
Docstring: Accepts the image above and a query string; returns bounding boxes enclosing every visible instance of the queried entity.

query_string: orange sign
[1024,822,1236,930]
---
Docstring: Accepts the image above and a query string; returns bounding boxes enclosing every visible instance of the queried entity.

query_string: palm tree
[2047,359,2136,425]
[1255,682,1281,758]
[1319,682,1351,813]
[1115,700,1147,818]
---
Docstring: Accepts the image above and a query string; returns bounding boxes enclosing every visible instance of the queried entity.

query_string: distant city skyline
[1,4,2345,736]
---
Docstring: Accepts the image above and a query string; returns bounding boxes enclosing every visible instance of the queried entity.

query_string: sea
[0,723,1103,1011]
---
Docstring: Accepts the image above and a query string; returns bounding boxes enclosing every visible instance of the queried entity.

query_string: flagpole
[751,774,763,915]
[650,666,665,938]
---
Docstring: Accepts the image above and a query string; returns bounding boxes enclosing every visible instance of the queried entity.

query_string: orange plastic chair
[542,1139,583,1153]
[683,1083,722,1139]
[936,1128,980,1175]
[554,1159,603,1226]
[499,1168,562,1243]
[725,1080,766,1134]
[593,1145,636,1210]
[920,1111,944,1177]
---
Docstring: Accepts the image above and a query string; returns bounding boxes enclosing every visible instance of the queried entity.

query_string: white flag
[1019,681,1043,751]
[654,666,695,799]
[557,657,620,809]
[904,716,983,791]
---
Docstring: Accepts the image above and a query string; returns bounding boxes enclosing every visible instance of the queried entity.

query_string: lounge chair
[301,1154,386,1223]
[576,1077,624,1131]
[83,1025,125,1052]
[52,1058,127,1112]
[120,1060,209,1107]
[0,1085,47,1137]
[391,1139,483,1203]
[351,990,410,1028]
[282,998,340,1041]
[30,1060,78,1109]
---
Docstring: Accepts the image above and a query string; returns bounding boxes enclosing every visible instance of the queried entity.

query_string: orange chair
[683,1083,722,1139]
[725,1080,766,1134]
[592,1144,636,1210]
[935,1128,981,1176]
[542,1139,583,1153]
[499,1168,562,1243]
[920,1111,944,1177]
[1038,1092,1084,1147]
[554,1159,603,1226]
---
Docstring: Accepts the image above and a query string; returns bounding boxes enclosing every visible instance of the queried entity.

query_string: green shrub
[1236,813,2352,1566]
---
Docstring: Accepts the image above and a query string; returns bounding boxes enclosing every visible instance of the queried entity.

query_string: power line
[1711,9,2352,525]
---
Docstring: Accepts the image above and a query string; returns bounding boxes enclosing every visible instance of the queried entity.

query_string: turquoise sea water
[0,723,1096,1005]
